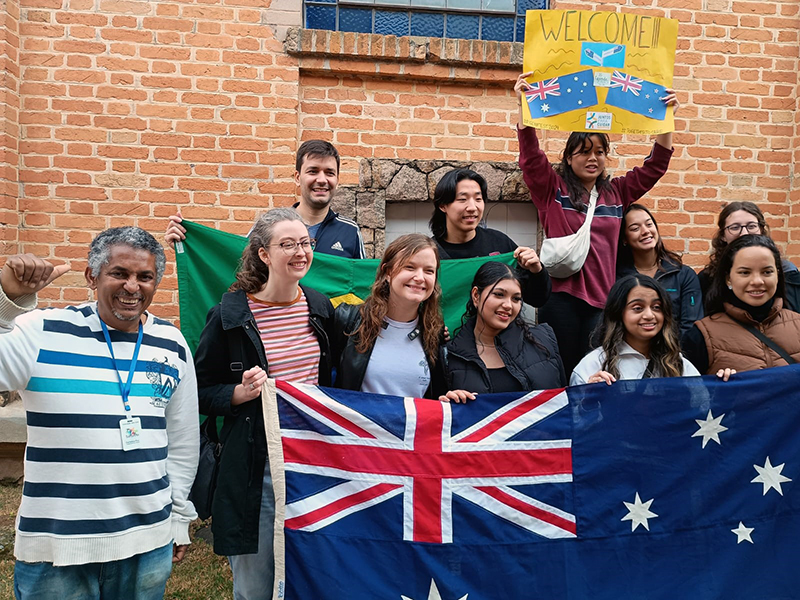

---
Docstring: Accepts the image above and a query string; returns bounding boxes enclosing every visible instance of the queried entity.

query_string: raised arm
[655,88,680,150]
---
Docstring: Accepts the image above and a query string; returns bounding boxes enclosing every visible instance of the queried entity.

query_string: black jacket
[618,258,703,335]
[332,303,448,397]
[193,286,333,556]
[445,317,566,393]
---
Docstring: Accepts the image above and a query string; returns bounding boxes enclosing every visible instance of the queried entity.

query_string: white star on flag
[402,580,468,600]
[731,521,754,544]
[540,103,550,113]
[621,492,658,532]
[752,457,791,495]
[692,410,728,448]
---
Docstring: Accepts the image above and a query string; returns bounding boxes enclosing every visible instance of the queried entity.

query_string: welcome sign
[522,10,679,135]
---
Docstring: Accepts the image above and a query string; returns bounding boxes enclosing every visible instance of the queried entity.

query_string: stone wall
[332,158,537,257]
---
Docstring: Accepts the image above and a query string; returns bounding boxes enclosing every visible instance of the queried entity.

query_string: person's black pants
[538,291,603,379]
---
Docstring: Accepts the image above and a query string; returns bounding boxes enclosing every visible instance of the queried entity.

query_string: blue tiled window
[304,0,548,42]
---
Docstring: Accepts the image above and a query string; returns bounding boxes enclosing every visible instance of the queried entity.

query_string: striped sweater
[0,290,199,566]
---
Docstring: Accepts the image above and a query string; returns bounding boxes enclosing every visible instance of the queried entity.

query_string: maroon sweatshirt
[518,126,673,309]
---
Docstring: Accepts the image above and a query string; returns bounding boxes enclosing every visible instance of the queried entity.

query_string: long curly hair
[229,207,306,294]
[355,234,444,364]
[554,132,612,211]
[617,203,683,272]
[704,235,785,316]
[704,201,769,282]
[597,275,684,378]
[458,261,550,355]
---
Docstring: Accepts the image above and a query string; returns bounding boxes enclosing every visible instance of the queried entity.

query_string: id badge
[120,417,142,451]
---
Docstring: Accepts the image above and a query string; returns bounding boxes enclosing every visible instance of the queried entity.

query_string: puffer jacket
[194,286,333,556]
[445,316,566,393]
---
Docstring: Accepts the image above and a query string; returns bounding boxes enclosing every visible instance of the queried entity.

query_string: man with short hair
[166,139,366,258]
[3,227,199,600]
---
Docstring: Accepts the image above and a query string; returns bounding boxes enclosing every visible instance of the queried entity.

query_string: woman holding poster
[514,71,679,375]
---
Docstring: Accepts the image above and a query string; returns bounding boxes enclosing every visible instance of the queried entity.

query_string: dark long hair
[555,132,612,211]
[597,275,683,378]
[705,235,785,316]
[229,208,306,293]
[617,204,683,271]
[355,234,444,364]
[704,201,770,282]
[429,168,488,240]
[458,261,550,354]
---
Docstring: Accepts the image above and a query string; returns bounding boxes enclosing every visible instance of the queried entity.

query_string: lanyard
[100,319,144,414]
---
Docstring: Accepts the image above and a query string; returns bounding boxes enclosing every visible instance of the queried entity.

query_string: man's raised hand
[1,254,69,300]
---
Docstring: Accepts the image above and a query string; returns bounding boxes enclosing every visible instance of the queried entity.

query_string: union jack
[610,71,643,96]
[275,380,576,544]
[525,78,561,101]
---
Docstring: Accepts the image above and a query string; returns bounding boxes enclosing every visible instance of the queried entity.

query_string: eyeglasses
[270,239,315,254]
[724,222,760,235]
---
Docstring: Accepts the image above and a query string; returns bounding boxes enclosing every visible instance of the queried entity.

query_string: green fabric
[175,220,517,352]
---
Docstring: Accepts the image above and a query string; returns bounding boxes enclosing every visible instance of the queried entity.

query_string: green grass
[0,485,233,600]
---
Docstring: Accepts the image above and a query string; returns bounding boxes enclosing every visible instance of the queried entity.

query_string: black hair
[705,234,785,315]
[429,168,488,240]
[596,274,683,378]
[458,261,550,355]
[555,132,612,211]
[295,139,340,174]
[617,203,683,272]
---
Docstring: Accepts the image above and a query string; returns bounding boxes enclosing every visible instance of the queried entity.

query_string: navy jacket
[295,203,365,259]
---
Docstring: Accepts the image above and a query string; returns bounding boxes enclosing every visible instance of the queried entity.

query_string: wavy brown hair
[229,207,306,294]
[704,201,769,282]
[355,234,444,364]
[597,275,684,378]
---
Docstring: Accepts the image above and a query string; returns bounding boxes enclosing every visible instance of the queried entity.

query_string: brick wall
[1,0,799,320]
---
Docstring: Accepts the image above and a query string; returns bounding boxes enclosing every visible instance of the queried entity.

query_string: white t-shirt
[570,341,701,386]
[361,316,431,398]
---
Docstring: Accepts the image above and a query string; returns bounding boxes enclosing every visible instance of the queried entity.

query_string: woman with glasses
[193,207,333,600]
[697,201,799,311]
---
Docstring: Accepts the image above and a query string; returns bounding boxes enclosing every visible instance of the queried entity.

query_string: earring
[727,284,732,290]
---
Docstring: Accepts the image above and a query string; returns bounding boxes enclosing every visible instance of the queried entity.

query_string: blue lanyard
[100,319,144,413]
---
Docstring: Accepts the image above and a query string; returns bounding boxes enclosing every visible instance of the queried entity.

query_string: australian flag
[264,366,800,599]
[605,70,668,120]
[525,69,598,119]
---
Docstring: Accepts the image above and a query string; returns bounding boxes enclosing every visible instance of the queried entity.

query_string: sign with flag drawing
[522,10,678,134]
[263,365,800,599]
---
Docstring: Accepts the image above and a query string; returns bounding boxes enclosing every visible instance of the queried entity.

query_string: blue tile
[339,7,373,33]
[446,14,480,40]
[375,10,409,36]
[305,4,336,30]
[306,0,336,4]
[517,0,547,13]
[412,0,446,7]
[515,16,526,42]
[410,12,444,37]
[481,15,514,41]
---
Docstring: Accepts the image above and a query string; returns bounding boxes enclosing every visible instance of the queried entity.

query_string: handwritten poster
[522,10,678,134]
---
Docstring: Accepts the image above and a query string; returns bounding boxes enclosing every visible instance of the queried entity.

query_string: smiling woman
[192,207,335,600]
[616,203,703,336]
[682,235,800,375]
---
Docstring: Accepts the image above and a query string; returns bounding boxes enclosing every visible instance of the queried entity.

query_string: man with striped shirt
[2,227,199,600]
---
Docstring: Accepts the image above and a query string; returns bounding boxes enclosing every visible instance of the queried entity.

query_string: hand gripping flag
[524,69,598,119]
[605,71,668,120]
[264,365,800,599]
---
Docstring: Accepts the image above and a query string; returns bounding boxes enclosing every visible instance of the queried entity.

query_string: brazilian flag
[175,220,517,352]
